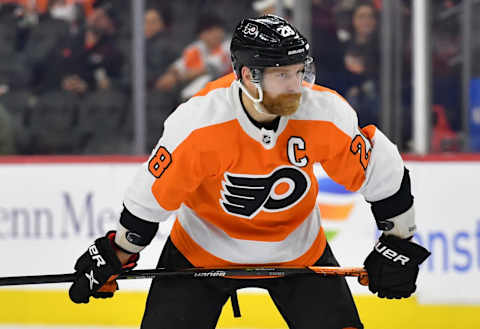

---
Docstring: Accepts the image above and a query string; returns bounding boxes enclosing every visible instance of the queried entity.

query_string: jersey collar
[230,81,289,150]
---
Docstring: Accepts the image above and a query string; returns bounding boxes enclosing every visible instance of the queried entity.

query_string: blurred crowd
[0,0,468,155]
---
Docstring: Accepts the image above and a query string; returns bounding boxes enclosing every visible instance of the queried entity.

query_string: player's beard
[262,92,302,116]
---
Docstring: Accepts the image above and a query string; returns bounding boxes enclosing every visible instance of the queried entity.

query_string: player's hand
[68,231,138,303]
[364,234,430,299]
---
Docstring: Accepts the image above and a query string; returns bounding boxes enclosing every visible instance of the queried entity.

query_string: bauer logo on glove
[374,240,411,265]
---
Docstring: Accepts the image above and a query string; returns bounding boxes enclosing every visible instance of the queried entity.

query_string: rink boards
[0,155,479,328]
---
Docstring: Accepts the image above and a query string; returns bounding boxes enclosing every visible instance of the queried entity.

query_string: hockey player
[69,15,430,329]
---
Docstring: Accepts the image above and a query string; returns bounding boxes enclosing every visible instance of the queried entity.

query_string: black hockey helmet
[230,15,311,80]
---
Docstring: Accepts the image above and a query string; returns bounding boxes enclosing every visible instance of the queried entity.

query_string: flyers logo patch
[220,166,311,219]
[243,23,259,39]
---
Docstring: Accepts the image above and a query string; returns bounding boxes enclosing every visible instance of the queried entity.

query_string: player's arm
[320,95,430,299]
[68,172,165,304]
[360,147,430,299]
[69,102,212,303]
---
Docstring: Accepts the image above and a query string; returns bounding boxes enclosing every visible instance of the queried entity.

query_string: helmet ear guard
[234,66,264,104]
[250,68,263,85]
[234,65,263,84]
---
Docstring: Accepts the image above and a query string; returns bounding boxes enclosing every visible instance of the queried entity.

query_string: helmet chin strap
[235,80,271,116]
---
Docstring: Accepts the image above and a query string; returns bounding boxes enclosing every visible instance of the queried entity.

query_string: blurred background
[0,0,479,329]
[0,0,479,156]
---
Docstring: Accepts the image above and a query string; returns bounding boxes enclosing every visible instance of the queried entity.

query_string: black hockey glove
[364,234,430,299]
[69,231,138,304]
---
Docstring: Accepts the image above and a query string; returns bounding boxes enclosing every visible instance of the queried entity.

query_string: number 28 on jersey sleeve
[148,146,172,178]
[350,133,372,170]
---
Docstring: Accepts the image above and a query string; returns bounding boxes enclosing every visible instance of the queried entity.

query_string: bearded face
[258,62,306,116]
[261,91,302,116]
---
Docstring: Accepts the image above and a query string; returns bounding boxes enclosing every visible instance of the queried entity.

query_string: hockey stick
[0,266,368,287]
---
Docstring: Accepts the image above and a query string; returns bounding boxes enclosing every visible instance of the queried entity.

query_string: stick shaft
[0,266,367,286]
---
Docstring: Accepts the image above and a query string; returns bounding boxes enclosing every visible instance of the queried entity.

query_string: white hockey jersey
[123,73,405,267]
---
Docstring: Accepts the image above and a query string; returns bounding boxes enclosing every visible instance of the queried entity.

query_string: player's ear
[241,66,257,91]
[241,66,252,83]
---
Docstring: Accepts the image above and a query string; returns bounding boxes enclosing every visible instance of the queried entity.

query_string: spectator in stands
[28,0,123,94]
[341,0,380,127]
[24,1,127,154]
[22,1,72,91]
[310,0,346,92]
[72,1,131,154]
[144,6,176,92]
[121,4,179,152]
[157,13,232,100]
[143,5,178,151]
[332,0,358,42]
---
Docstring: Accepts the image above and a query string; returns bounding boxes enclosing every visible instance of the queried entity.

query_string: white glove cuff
[382,205,417,239]
[114,223,147,254]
